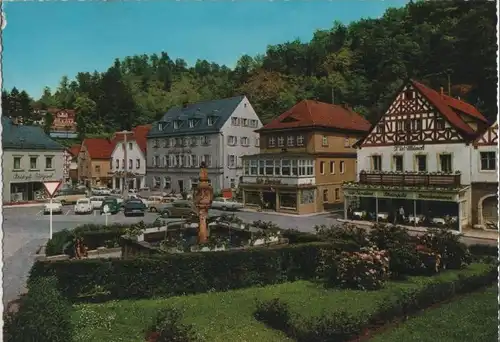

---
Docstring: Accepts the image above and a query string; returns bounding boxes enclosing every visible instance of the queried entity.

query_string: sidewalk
[337,219,498,242]
[239,207,341,218]
[3,201,46,209]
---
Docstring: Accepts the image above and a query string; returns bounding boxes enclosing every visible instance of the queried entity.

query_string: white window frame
[479,151,497,171]
[277,136,284,147]
[439,153,452,173]
[297,135,304,146]
[269,137,276,147]
[340,161,345,174]
[322,135,328,146]
[287,136,294,146]
[330,161,335,174]
[320,161,325,174]
[371,155,382,171]
[188,119,195,128]
[228,154,236,168]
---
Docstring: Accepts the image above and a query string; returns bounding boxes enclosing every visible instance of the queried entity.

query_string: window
[158,122,163,131]
[170,138,175,147]
[184,155,191,167]
[122,159,125,168]
[230,178,236,188]
[30,156,38,170]
[45,156,53,169]
[323,189,328,202]
[163,155,169,167]
[274,160,281,175]
[301,189,315,204]
[152,139,159,148]
[376,123,385,133]
[228,155,236,168]
[322,135,328,146]
[204,155,212,167]
[228,136,237,145]
[281,159,290,176]
[242,119,248,126]
[163,177,171,189]
[231,117,240,126]
[154,176,161,188]
[279,193,297,209]
[255,138,260,147]
[188,119,195,128]
[128,159,132,169]
[335,188,340,200]
[207,117,214,126]
[182,137,188,147]
[265,160,274,175]
[154,156,160,167]
[435,117,445,129]
[241,137,249,146]
[404,119,411,131]
[250,160,258,175]
[415,155,427,172]
[480,152,496,171]
[190,136,198,146]
[330,161,335,174]
[340,161,345,174]
[371,155,382,171]
[411,118,422,131]
[405,90,414,100]
[191,154,198,167]
[173,121,180,129]
[393,155,403,172]
[277,136,284,147]
[163,139,170,148]
[175,155,182,167]
[287,136,294,146]
[202,136,211,145]
[13,156,21,170]
[268,137,276,147]
[299,159,314,176]
[396,120,404,131]
[297,135,304,146]
[115,159,119,169]
[128,142,133,150]
[344,138,350,148]
[95,165,100,173]
[320,161,325,174]
[258,160,265,175]
[439,154,452,173]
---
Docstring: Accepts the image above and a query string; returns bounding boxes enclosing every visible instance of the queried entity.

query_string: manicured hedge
[255,263,498,342]
[3,276,73,342]
[30,241,341,302]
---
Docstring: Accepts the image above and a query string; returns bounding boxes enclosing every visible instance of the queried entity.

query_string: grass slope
[370,286,499,342]
[71,263,492,342]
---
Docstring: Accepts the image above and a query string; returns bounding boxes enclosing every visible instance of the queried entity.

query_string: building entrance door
[178,180,184,192]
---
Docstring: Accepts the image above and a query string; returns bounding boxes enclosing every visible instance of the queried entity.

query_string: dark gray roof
[2,117,65,150]
[148,95,245,138]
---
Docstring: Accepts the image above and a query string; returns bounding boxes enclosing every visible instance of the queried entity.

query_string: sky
[2,0,409,99]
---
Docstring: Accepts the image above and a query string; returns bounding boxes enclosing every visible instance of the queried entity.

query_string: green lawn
[370,286,499,342]
[71,263,492,342]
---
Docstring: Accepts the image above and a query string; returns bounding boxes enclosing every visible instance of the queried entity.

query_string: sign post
[43,180,62,240]
[103,204,110,226]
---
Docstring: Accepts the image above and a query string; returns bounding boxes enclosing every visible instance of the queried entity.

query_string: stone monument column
[194,162,213,244]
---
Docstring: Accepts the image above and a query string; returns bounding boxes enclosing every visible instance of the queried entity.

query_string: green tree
[75,95,97,139]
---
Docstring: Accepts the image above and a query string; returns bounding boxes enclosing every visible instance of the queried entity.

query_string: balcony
[241,175,315,186]
[358,171,461,188]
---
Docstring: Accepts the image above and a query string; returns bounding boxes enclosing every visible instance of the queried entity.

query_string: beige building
[240,100,371,215]
[78,138,114,187]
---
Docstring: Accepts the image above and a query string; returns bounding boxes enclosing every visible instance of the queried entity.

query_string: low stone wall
[35,245,122,262]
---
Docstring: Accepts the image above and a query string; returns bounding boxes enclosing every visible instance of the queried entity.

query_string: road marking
[35,210,43,216]
[65,210,70,216]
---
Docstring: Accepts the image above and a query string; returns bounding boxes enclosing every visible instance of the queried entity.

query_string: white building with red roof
[344,79,496,231]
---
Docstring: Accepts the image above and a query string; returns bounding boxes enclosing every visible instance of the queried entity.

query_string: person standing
[399,206,405,223]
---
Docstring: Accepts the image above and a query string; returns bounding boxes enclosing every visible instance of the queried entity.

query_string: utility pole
[120,130,133,198]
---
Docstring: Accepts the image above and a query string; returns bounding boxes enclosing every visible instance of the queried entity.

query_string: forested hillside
[2,1,497,137]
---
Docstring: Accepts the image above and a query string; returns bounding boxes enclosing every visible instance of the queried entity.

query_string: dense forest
[2,1,497,138]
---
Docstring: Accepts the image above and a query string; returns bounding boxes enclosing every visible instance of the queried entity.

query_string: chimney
[440,87,444,96]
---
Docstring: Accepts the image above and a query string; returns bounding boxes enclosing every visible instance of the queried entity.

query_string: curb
[3,203,45,209]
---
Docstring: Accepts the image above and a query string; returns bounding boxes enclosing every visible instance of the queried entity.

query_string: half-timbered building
[471,120,498,228]
[343,79,491,231]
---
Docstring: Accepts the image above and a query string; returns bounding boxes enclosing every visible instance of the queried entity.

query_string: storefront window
[245,191,261,205]
[279,193,297,209]
[301,189,315,204]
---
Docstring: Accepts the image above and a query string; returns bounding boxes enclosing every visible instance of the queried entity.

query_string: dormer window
[173,120,180,129]
[207,117,214,126]
[188,119,195,128]
[158,122,164,131]
[269,137,276,147]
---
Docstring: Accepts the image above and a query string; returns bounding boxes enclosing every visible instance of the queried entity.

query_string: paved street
[2,205,342,305]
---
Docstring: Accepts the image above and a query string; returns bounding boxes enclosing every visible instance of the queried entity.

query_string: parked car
[100,197,121,215]
[74,198,93,215]
[160,200,197,218]
[211,197,244,211]
[92,187,111,196]
[123,199,146,217]
[139,187,150,192]
[53,189,87,205]
[44,199,63,215]
[147,196,172,212]
[89,196,105,209]
[128,194,149,208]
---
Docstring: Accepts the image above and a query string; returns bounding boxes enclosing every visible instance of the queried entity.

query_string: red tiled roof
[410,80,487,136]
[111,125,152,154]
[68,144,81,157]
[82,138,115,159]
[258,100,371,132]
[47,108,76,119]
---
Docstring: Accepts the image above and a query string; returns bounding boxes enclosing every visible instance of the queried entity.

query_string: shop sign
[417,193,456,201]
[256,178,281,185]
[393,145,425,152]
[13,172,55,182]
[344,190,375,197]
[380,191,408,199]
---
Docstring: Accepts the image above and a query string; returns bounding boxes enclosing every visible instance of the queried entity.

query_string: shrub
[468,244,498,257]
[315,223,371,248]
[294,311,366,342]
[334,247,390,290]
[3,276,73,342]
[387,244,421,278]
[369,224,411,250]
[45,229,74,256]
[254,298,291,331]
[281,229,321,244]
[419,228,471,269]
[30,242,331,302]
[145,307,202,342]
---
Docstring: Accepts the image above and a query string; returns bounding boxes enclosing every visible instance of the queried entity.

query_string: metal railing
[359,171,461,188]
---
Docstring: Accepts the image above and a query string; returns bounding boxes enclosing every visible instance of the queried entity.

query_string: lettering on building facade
[382,192,407,198]
[393,145,425,152]
[344,190,374,197]
[13,172,55,182]
[417,193,454,201]
[256,178,282,185]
